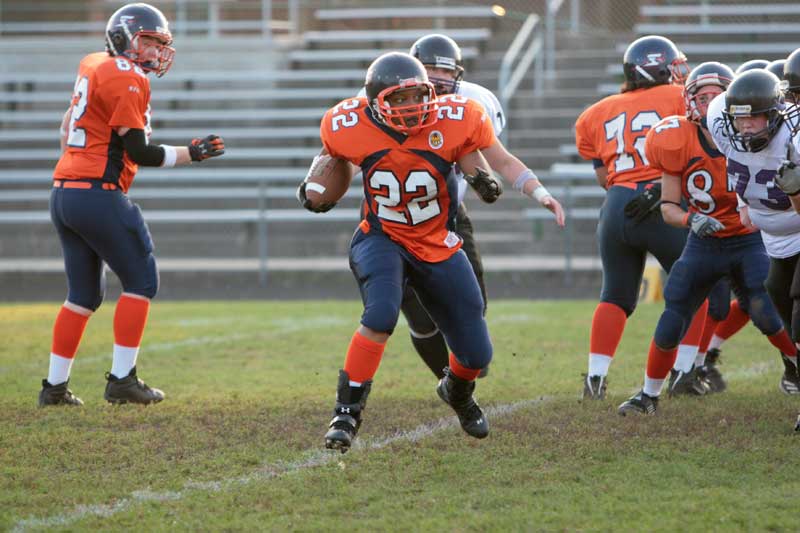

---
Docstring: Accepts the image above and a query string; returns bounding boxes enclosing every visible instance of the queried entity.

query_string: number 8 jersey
[320,94,495,263]
[54,52,152,193]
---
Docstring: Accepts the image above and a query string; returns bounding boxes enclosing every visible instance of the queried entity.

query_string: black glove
[624,183,662,224]
[188,134,225,162]
[296,182,336,213]
[465,166,503,204]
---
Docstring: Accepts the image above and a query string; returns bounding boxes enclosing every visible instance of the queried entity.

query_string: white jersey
[707,93,800,258]
[355,81,505,204]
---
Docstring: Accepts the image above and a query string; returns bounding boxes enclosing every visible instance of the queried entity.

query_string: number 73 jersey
[645,115,753,238]
[320,95,495,263]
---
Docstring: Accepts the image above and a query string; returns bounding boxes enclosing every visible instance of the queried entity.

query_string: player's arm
[59,108,72,153]
[659,173,687,228]
[593,162,608,189]
[478,139,566,227]
[116,127,224,167]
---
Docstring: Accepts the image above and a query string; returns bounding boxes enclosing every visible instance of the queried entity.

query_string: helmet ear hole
[111,33,126,49]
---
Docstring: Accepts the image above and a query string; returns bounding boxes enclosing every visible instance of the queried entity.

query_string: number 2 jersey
[575,84,684,187]
[707,92,800,258]
[53,52,152,193]
[320,95,495,263]
[645,115,754,238]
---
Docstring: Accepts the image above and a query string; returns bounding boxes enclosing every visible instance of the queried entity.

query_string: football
[303,154,352,209]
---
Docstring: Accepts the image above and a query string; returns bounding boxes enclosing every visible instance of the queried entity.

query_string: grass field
[2,299,799,532]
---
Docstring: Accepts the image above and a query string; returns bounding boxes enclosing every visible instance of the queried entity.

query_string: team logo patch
[434,56,456,69]
[119,15,136,26]
[643,53,664,66]
[729,104,752,115]
[428,130,444,149]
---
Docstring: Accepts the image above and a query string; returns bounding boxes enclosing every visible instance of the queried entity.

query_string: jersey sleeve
[319,108,340,158]
[574,107,599,161]
[707,93,729,153]
[644,117,688,176]
[105,72,149,130]
[454,102,496,159]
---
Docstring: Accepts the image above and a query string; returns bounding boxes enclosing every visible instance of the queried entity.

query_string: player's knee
[708,294,730,322]
[747,290,783,335]
[453,344,493,370]
[600,296,636,317]
[362,300,401,335]
[654,308,687,350]
[122,261,159,300]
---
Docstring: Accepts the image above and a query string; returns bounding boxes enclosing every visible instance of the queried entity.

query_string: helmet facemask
[125,32,175,77]
[684,75,730,124]
[372,81,439,135]
[722,107,784,152]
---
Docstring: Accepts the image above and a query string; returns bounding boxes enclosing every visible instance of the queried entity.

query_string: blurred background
[1,0,796,300]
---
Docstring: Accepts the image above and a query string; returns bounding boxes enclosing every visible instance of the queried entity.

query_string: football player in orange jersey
[574,35,711,400]
[618,62,799,415]
[299,52,564,452]
[39,3,225,407]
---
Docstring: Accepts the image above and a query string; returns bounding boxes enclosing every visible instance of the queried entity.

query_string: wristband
[682,212,692,227]
[513,168,537,193]
[532,185,551,202]
[160,144,177,168]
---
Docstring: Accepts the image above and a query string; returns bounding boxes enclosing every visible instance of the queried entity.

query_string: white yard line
[11,397,549,532]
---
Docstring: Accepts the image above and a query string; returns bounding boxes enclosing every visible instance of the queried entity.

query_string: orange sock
[589,302,627,357]
[113,294,150,348]
[715,299,750,340]
[51,305,90,358]
[699,316,720,354]
[768,329,797,357]
[343,330,386,383]
[448,353,481,381]
[680,300,708,347]
[645,339,678,380]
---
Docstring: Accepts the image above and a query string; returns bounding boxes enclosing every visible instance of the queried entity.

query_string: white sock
[110,344,139,379]
[708,334,725,351]
[47,353,74,385]
[695,351,707,367]
[643,376,665,397]
[673,344,698,373]
[588,353,613,377]
[348,380,362,387]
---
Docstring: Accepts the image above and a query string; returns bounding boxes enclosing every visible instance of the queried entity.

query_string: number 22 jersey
[320,95,495,263]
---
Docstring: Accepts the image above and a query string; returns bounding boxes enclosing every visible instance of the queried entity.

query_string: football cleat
[698,348,727,393]
[617,390,658,416]
[104,366,164,405]
[668,367,709,397]
[779,354,800,395]
[38,379,83,407]
[436,367,489,439]
[582,374,607,400]
[324,370,372,453]
[795,414,800,432]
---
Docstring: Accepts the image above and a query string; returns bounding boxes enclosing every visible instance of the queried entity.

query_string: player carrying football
[299,52,563,452]
[39,3,225,407]
[618,62,799,415]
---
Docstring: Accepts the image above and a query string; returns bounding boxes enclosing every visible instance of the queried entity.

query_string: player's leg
[400,286,448,379]
[39,189,105,406]
[65,191,163,404]
[788,252,800,344]
[584,187,646,399]
[410,250,491,439]
[325,233,405,452]
[697,278,732,392]
[734,240,799,393]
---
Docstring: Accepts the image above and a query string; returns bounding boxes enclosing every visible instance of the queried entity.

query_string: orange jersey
[54,52,152,193]
[645,115,753,238]
[575,84,684,187]
[321,95,495,262]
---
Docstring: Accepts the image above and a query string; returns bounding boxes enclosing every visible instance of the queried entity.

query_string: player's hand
[738,205,758,231]
[464,166,503,203]
[541,195,566,227]
[624,183,662,224]
[296,181,336,213]
[188,134,225,162]
[776,161,800,196]
[688,213,725,237]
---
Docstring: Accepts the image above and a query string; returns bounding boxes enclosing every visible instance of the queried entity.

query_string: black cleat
[698,348,726,393]
[795,414,800,432]
[324,370,372,453]
[617,390,658,416]
[436,367,489,439]
[38,379,83,407]
[582,374,607,400]
[668,367,709,397]
[779,354,800,395]
[104,366,164,405]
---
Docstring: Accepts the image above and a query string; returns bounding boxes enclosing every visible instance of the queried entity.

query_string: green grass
[1,300,798,532]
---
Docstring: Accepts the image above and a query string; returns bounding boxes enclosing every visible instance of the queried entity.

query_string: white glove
[688,213,725,237]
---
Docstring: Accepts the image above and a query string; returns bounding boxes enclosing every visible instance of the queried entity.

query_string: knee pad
[747,289,783,335]
[362,299,401,335]
[68,270,106,312]
[654,308,688,350]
